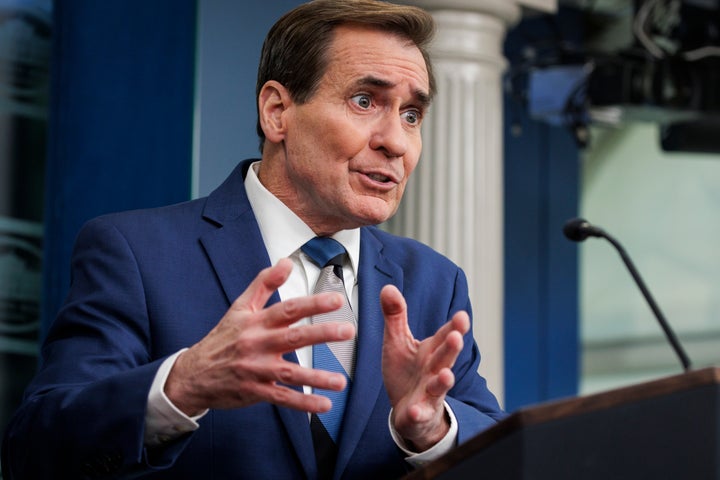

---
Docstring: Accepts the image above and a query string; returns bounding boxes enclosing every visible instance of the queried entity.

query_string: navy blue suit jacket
[2,160,505,479]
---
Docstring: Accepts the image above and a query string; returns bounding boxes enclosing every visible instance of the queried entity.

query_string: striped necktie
[301,237,357,478]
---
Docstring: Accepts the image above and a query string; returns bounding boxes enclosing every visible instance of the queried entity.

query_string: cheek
[403,143,422,177]
[405,157,419,177]
[305,116,365,160]
[330,125,367,158]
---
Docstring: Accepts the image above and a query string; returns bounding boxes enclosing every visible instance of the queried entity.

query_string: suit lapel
[200,210,271,304]
[334,228,403,479]
[278,353,318,479]
[198,160,316,479]
[199,161,270,305]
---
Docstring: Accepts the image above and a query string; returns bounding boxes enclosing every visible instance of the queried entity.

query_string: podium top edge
[403,367,720,480]
[514,366,720,427]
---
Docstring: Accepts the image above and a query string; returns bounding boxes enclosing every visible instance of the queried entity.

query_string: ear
[258,80,292,144]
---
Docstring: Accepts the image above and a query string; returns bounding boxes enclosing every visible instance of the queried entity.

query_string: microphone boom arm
[602,231,692,372]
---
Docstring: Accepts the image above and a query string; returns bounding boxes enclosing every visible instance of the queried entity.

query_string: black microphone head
[563,217,594,242]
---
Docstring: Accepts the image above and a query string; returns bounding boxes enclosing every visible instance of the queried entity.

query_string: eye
[401,109,421,125]
[351,94,372,109]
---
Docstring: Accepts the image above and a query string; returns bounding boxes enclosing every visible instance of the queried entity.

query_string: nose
[369,112,408,158]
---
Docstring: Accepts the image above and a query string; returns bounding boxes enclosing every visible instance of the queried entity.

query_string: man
[2,1,505,478]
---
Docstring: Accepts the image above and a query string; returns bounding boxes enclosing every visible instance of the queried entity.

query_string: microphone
[563,217,692,372]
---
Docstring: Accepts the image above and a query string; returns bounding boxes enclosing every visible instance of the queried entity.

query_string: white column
[388,0,530,404]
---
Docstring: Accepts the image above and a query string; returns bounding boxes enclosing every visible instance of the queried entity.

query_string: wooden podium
[406,367,720,479]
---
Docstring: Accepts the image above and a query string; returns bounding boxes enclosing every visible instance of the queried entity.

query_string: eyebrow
[354,75,432,109]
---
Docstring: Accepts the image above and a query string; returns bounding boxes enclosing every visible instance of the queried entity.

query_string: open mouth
[366,173,392,183]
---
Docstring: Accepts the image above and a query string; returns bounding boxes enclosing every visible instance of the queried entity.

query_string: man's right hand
[163,258,355,416]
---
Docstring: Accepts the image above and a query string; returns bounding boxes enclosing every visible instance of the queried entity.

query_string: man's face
[260,24,430,236]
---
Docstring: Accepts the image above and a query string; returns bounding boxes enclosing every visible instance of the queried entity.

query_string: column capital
[404,0,522,26]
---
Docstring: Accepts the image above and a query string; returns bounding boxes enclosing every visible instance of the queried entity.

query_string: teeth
[367,173,390,182]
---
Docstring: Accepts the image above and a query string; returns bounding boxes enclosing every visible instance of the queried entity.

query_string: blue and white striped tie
[301,237,357,444]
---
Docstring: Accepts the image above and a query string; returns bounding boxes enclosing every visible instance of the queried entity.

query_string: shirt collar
[244,161,360,275]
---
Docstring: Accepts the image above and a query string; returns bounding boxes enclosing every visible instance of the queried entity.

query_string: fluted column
[388,0,526,403]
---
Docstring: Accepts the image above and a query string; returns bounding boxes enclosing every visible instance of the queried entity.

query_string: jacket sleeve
[2,216,193,479]
[444,266,508,444]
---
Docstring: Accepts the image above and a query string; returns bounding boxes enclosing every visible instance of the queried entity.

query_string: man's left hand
[380,285,469,452]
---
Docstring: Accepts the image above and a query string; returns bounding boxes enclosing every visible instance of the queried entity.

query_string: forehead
[323,24,430,97]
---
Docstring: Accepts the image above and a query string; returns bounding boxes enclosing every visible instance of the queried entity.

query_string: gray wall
[194,0,303,197]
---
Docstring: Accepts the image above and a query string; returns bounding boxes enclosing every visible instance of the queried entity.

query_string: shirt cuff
[144,348,209,447]
[388,401,458,468]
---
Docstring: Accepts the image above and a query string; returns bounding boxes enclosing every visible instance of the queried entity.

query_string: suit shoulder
[363,226,459,271]
[95,197,206,222]
[77,197,209,241]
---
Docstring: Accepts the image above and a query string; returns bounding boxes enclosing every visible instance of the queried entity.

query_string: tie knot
[301,237,346,267]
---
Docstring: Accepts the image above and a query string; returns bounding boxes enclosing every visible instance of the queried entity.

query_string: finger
[425,368,456,398]
[253,382,334,413]
[264,321,355,353]
[230,258,295,313]
[449,310,471,335]
[262,292,345,329]
[380,285,412,341]
[422,310,470,355]
[425,329,464,374]
[255,362,351,413]
[380,284,406,318]
[265,360,348,393]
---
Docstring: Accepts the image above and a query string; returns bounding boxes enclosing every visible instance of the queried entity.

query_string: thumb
[380,285,410,340]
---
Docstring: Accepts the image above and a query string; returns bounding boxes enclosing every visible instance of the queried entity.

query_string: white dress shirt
[144,161,457,465]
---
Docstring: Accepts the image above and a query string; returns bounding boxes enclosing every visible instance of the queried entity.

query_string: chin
[355,207,397,227]
[344,196,400,227]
